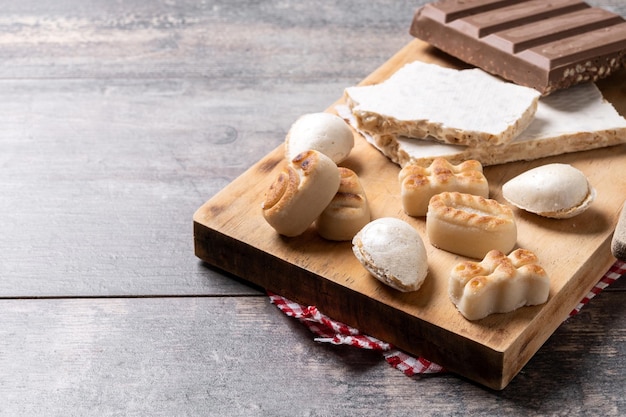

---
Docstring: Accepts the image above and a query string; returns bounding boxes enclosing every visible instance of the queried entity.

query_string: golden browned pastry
[262,150,340,237]
[399,158,488,217]
[449,249,550,321]
[426,192,517,259]
[316,167,370,241]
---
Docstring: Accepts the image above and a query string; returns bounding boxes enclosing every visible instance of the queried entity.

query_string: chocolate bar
[410,0,626,94]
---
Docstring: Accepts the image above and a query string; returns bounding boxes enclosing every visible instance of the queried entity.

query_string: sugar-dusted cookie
[352,217,428,292]
[285,112,354,164]
[502,163,595,219]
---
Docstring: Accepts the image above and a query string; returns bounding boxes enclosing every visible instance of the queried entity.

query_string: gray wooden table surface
[1,1,625,416]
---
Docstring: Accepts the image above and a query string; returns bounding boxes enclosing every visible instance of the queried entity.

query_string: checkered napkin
[269,260,626,376]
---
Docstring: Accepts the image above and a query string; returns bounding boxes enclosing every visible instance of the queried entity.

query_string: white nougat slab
[344,61,541,147]
[338,82,626,167]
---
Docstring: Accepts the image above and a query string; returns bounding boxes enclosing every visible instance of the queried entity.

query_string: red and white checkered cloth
[269,260,625,376]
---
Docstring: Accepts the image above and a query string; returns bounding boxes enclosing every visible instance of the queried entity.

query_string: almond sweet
[262,150,340,237]
[426,192,517,259]
[352,217,428,292]
[449,249,550,321]
[316,167,370,241]
[502,163,595,219]
[284,112,354,164]
[344,61,540,147]
[337,79,626,168]
[400,158,488,217]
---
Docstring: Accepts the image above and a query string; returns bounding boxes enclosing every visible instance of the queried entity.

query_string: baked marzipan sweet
[426,192,517,259]
[316,167,370,241]
[449,249,550,321]
[352,217,428,292]
[285,112,354,164]
[399,158,488,217]
[262,150,340,237]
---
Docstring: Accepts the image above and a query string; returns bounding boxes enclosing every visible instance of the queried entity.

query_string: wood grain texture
[0,77,341,296]
[0,0,415,296]
[0,295,624,417]
[0,0,624,414]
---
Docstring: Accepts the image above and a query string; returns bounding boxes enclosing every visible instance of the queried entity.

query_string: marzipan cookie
[449,249,550,321]
[262,150,340,237]
[400,158,488,217]
[426,192,517,259]
[317,167,370,241]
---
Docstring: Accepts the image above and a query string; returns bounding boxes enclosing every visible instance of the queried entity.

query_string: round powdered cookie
[285,112,354,164]
[502,163,595,219]
[352,217,428,292]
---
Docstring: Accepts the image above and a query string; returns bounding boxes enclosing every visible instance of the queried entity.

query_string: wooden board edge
[501,240,617,388]
[193,216,512,390]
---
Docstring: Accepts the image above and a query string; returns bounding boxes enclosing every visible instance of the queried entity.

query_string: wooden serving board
[193,39,626,390]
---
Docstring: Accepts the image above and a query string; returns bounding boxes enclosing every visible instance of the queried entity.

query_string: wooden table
[1,0,624,415]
